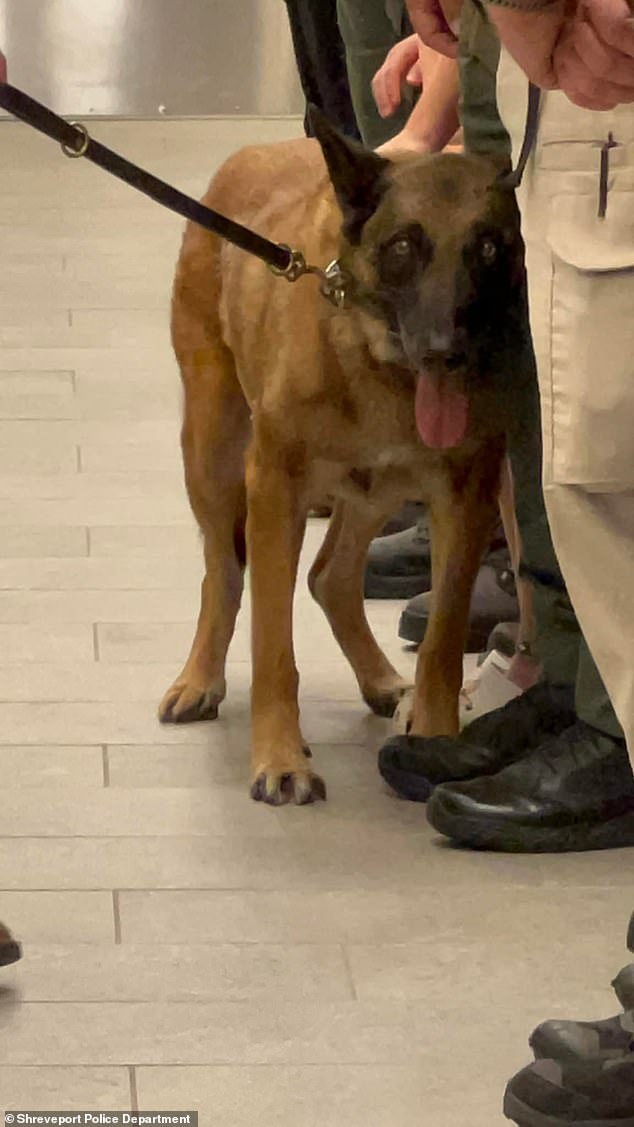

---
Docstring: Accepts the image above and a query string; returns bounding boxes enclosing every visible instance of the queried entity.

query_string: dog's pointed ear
[308,105,390,245]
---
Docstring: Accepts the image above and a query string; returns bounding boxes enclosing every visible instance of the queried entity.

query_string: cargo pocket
[546,173,634,490]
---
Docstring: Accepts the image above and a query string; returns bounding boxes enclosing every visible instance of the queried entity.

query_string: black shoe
[504,1056,634,1126]
[614,966,634,1011]
[364,519,432,599]
[628,911,634,954]
[0,921,21,967]
[398,545,519,650]
[378,681,576,803]
[426,721,634,853]
[530,1012,634,1062]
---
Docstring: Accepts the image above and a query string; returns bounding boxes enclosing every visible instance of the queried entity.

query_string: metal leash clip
[269,246,348,309]
[318,259,348,310]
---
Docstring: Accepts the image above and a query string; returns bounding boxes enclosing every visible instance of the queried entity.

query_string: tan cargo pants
[497,52,634,760]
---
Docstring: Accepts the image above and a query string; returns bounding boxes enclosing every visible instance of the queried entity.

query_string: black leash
[498,82,541,191]
[0,81,347,305]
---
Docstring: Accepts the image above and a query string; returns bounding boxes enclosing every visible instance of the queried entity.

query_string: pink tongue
[415,371,469,450]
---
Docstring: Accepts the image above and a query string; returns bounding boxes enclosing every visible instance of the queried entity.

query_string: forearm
[403,53,461,151]
[485,0,561,11]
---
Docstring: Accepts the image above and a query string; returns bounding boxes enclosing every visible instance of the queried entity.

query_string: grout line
[102,745,110,787]
[76,444,82,472]
[85,525,91,556]
[92,622,100,661]
[129,1065,139,1112]
[112,890,122,945]
[68,309,73,328]
[70,369,78,394]
[340,944,358,1001]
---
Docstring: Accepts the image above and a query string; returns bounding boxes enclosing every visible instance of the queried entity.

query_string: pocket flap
[547,187,634,272]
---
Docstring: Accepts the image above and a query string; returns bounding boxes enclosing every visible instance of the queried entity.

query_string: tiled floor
[0,116,631,1124]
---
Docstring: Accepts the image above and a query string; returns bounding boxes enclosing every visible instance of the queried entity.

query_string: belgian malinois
[159,113,526,805]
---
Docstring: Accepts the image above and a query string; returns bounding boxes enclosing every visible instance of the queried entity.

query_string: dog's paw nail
[310,775,327,802]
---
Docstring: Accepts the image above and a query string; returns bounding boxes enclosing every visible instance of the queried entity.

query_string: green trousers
[459,0,623,739]
[336,0,415,148]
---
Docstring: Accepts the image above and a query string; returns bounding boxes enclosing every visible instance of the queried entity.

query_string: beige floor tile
[0,588,198,624]
[135,1065,475,1127]
[0,556,201,590]
[0,370,76,420]
[3,832,631,895]
[0,624,94,662]
[0,998,528,1068]
[5,944,352,1004]
[0,525,87,557]
[81,441,182,472]
[0,702,214,744]
[0,348,177,374]
[0,892,114,943]
[0,787,283,838]
[0,470,184,501]
[0,495,190,526]
[75,378,181,421]
[89,525,200,559]
[0,746,103,787]
[346,938,623,1013]
[0,1067,131,1110]
[97,622,209,664]
[68,308,173,350]
[0,309,74,350]
[0,442,77,475]
[0,662,179,703]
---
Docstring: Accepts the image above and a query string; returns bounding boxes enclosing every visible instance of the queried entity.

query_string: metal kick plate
[0,0,304,117]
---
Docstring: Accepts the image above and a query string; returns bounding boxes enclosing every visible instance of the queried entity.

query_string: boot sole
[505,1087,634,1127]
[428,793,634,854]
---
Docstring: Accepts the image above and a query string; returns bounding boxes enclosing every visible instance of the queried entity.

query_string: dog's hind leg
[308,499,411,718]
[159,333,250,725]
[409,437,505,738]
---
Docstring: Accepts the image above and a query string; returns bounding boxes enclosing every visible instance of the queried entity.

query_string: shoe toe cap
[0,940,21,967]
[530,1020,603,1061]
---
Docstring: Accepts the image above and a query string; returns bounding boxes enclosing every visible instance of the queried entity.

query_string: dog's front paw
[250,759,326,806]
[159,679,224,724]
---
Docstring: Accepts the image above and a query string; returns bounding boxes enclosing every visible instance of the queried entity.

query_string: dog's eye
[380,235,416,281]
[391,237,413,258]
[481,238,497,264]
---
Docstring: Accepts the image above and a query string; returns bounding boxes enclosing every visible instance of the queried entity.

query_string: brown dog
[159,114,526,804]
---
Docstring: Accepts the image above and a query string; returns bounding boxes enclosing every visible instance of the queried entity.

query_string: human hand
[376,126,432,155]
[553,0,634,109]
[0,50,7,83]
[406,0,460,57]
[372,35,423,117]
[487,4,565,89]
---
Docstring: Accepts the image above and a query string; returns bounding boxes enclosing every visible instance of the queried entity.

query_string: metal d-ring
[268,244,309,282]
[61,122,90,159]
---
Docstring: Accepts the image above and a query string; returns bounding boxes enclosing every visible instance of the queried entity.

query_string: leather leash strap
[0,81,296,275]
